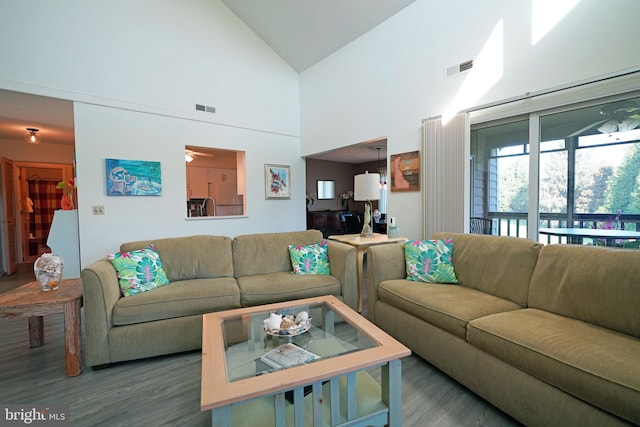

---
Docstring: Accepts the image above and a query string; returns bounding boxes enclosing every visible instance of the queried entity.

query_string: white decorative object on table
[34,253,64,291]
[264,311,312,336]
[263,313,283,330]
[295,311,309,324]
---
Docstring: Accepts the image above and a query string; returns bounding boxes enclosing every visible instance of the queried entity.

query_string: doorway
[19,163,72,263]
[1,161,72,274]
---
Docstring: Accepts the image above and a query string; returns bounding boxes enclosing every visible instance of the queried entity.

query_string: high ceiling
[221,0,416,73]
[0,1,419,161]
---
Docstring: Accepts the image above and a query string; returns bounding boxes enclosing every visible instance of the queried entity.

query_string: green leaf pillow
[405,239,458,284]
[108,244,170,297]
[288,241,330,275]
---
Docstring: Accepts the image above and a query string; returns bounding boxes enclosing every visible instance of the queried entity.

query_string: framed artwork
[106,158,162,196]
[265,164,290,199]
[390,151,420,192]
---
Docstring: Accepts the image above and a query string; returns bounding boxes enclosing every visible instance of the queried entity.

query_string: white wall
[0,0,300,134]
[75,103,303,266]
[0,0,304,267]
[299,0,640,239]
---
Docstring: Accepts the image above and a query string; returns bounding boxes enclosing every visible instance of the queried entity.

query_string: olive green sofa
[366,232,639,426]
[81,230,357,367]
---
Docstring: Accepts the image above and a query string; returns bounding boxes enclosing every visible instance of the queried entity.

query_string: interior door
[1,157,18,274]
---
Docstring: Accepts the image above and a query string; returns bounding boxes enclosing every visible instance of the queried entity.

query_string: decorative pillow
[405,239,458,284]
[108,244,170,297]
[288,241,330,275]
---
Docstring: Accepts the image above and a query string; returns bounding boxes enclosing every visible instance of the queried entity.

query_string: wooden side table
[328,233,407,311]
[0,278,84,376]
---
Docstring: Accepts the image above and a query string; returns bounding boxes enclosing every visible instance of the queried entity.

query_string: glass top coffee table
[200,295,411,426]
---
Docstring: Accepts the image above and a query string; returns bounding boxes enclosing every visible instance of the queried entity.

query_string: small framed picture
[265,164,290,199]
[390,151,420,192]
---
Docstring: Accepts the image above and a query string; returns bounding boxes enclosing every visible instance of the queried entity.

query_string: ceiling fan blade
[193,151,215,157]
[567,119,608,138]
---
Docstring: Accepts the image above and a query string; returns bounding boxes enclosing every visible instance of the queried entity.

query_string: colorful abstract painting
[106,158,162,196]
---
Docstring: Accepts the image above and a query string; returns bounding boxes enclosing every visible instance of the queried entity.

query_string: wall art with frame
[106,158,162,196]
[390,151,420,192]
[265,164,290,199]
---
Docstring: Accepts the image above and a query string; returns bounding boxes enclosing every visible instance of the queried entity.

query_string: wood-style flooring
[0,267,520,426]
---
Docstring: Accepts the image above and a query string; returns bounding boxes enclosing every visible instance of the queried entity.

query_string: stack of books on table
[256,343,320,372]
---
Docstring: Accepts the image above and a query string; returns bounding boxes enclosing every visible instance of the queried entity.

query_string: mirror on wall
[185,145,246,217]
[317,180,335,199]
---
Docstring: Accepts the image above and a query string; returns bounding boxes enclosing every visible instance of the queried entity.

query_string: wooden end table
[0,278,84,376]
[328,233,407,311]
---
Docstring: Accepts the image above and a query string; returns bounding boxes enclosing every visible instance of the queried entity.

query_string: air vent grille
[459,60,473,72]
[196,104,216,114]
[445,59,474,79]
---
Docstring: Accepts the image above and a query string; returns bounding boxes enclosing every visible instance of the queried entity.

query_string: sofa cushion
[432,232,542,307]
[405,239,457,284]
[288,241,330,275]
[468,308,640,424]
[237,272,341,307]
[108,244,170,297]
[377,279,522,339]
[529,244,640,338]
[112,278,241,326]
[233,230,324,277]
[120,235,234,282]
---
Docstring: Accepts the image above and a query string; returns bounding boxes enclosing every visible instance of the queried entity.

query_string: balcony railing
[486,213,640,245]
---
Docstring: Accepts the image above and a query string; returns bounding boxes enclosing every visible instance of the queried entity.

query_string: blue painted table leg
[382,359,402,426]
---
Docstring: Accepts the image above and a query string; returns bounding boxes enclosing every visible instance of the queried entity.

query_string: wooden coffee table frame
[0,278,83,376]
[201,295,411,426]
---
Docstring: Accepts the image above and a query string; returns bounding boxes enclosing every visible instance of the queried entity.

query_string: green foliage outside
[497,142,640,223]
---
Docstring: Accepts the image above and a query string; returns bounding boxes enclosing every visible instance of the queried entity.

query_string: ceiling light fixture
[24,128,42,144]
[597,117,640,134]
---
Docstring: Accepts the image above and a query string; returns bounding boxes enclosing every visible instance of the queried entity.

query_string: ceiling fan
[569,100,640,137]
[185,148,215,163]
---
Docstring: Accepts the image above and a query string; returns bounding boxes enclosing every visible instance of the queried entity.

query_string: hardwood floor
[0,264,519,426]
[0,315,519,426]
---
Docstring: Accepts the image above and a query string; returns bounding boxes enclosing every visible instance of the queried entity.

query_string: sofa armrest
[81,259,122,366]
[327,240,358,311]
[366,243,406,321]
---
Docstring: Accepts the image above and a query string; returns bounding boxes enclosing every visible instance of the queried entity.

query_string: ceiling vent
[196,104,216,114]
[445,59,474,79]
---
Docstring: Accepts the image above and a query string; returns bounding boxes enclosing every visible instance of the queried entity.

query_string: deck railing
[486,213,640,245]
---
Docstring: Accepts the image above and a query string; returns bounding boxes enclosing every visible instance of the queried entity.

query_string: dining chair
[470,217,493,235]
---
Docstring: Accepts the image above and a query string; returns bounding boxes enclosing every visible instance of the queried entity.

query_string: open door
[1,157,18,274]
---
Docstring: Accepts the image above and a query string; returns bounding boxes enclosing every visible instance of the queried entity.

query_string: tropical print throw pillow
[405,239,458,284]
[108,244,170,296]
[288,241,330,275]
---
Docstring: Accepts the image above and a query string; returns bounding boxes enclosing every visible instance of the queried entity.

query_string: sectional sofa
[81,230,357,367]
[366,232,639,426]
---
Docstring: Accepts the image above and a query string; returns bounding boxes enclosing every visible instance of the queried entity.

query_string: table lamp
[354,171,381,237]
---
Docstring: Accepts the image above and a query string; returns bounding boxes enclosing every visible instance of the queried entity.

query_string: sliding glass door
[470,93,640,243]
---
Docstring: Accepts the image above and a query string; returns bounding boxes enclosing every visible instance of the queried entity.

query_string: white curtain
[422,113,469,239]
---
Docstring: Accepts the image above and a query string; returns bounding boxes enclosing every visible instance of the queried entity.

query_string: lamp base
[360,222,374,238]
[359,202,375,237]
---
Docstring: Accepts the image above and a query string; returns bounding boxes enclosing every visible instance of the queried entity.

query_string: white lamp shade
[354,172,381,201]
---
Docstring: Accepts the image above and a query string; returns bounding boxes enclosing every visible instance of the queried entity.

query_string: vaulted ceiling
[1,2,418,161]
